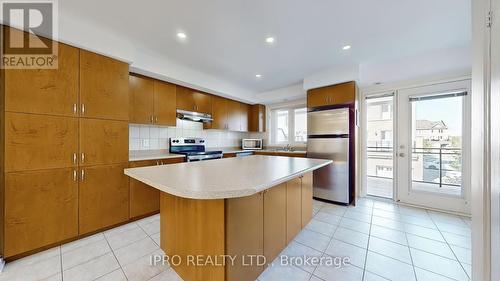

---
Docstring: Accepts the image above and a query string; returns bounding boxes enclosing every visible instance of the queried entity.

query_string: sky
[414,96,463,136]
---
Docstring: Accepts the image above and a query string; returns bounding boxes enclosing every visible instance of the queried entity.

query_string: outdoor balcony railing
[366,146,462,188]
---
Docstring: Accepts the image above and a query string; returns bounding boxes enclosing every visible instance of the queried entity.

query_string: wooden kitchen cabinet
[129,74,154,124]
[263,183,287,263]
[79,163,130,234]
[154,80,177,126]
[80,50,129,121]
[239,103,250,132]
[227,99,241,131]
[176,86,212,114]
[226,193,264,281]
[4,42,79,117]
[130,157,183,218]
[4,168,79,258]
[301,172,313,227]
[286,178,302,243]
[307,81,356,108]
[209,96,228,129]
[129,75,177,126]
[249,104,266,132]
[5,112,79,172]
[79,118,128,166]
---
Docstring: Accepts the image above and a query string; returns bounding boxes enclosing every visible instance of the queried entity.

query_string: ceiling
[60,0,471,95]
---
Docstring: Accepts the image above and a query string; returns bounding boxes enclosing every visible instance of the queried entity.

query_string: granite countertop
[124,155,331,199]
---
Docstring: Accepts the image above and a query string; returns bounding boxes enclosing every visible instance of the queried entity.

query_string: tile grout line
[361,201,374,281]
[403,214,419,281]
[427,209,471,280]
[59,246,64,281]
[103,227,131,281]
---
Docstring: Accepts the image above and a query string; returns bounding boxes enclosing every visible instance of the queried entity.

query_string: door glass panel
[294,108,307,142]
[275,109,289,142]
[366,96,394,198]
[411,94,463,196]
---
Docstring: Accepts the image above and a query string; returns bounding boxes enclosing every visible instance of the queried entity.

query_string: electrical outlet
[142,139,150,148]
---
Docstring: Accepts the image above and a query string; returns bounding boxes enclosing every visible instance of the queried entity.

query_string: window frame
[270,104,308,146]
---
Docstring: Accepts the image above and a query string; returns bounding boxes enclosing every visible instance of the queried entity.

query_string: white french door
[396,80,471,214]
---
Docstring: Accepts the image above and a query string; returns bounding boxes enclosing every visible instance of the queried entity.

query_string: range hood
[176,109,213,123]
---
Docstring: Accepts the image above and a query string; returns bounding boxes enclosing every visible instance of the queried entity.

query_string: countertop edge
[124,159,331,200]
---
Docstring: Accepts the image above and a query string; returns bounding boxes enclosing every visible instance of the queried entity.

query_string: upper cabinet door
[79,119,128,166]
[5,112,78,172]
[5,42,79,117]
[210,96,228,129]
[192,91,212,114]
[176,86,195,111]
[227,99,241,131]
[239,103,250,132]
[129,75,154,124]
[249,104,266,133]
[307,81,356,108]
[80,50,129,120]
[154,81,177,126]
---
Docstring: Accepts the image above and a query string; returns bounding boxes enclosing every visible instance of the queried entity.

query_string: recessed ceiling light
[255,74,262,78]
[177,32,187,39]
[342,45,351,50]
[265,37,275,44]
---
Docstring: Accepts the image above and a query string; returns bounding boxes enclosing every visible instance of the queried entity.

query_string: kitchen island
[124,155,332,281]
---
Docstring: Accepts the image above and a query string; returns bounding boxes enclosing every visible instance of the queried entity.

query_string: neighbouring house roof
[416,120,448,130]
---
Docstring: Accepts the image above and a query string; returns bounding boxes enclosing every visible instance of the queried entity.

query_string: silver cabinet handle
[150,115,154,124]
[73,104,78,115]
[81,103,85,115]
[81,153,85,164]
[73,170,77,182]
[155,116,158,123]
[156,160,159,165]
[73,153,77,165]
[80,170,85,181]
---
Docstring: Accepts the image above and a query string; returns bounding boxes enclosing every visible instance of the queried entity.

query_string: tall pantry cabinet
[0,29,130,258]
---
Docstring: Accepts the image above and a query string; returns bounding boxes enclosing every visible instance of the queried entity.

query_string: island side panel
[263,183,287,263]
[225,193,264,281]
[160,193,225,281]
[301,172,314,227]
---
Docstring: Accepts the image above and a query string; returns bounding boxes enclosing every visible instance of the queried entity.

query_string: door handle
[155,116,158,123]
[150,115,154,124]
[73,170,78,182]
[80,170,85,181]
[81,153,85,164]
[73,153,77,165]
[81,104,85,115]
[73,104,78,115]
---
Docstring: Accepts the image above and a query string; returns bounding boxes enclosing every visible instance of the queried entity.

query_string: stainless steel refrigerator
[307,107,355,205]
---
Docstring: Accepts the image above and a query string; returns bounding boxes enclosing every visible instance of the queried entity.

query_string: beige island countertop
[124,155,331,199]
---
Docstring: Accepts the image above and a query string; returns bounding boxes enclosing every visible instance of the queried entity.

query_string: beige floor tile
[333,227,369,249]
[368,237,412,264]
[114,236,159,266]
[340,218,371,234]
[325,239,367,268]
[258,263,311,281]
[105,225,148,250]
[414,267,456,281]
[314,211,342,225]
[410,248,469,281]
[370,225,407,245]
[122,249,168,281]
[63,252,120,281]
[305,219,337,237]
[313,261,363,281]
[94,269,127,281]
[148,268,183,281]
[365,251,416,281]
[406,234,455,259]
[62,239,111,270]
[363,271,390,281]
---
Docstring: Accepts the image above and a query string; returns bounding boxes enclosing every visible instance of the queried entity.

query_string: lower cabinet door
[4,168,78,257]
[129,160,158,218]
[79,163,130,234]
[301,172,314,227]
[226,193,264,281]
[263,183,287,263]
[286,177,302,243]
[129,158,183,218]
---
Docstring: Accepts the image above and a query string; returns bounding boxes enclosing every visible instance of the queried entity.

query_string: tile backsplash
[130,119,265,150]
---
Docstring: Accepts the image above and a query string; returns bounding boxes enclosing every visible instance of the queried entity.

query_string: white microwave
[242,139,263,150]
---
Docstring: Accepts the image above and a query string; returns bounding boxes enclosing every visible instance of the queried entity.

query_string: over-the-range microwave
[242,139,263,150]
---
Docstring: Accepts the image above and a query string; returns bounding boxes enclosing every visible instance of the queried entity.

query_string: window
[271,106,307,145]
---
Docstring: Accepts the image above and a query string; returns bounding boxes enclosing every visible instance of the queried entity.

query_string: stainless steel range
[169,138,223,162]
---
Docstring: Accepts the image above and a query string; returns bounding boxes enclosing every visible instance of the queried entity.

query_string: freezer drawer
[307,138,350,204]
[307,108,349,136]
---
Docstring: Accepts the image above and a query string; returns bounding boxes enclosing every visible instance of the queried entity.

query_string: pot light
[177,32,187,39]
[342,45,351,50]
[255,74,262,78]
[265,37,275,44]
